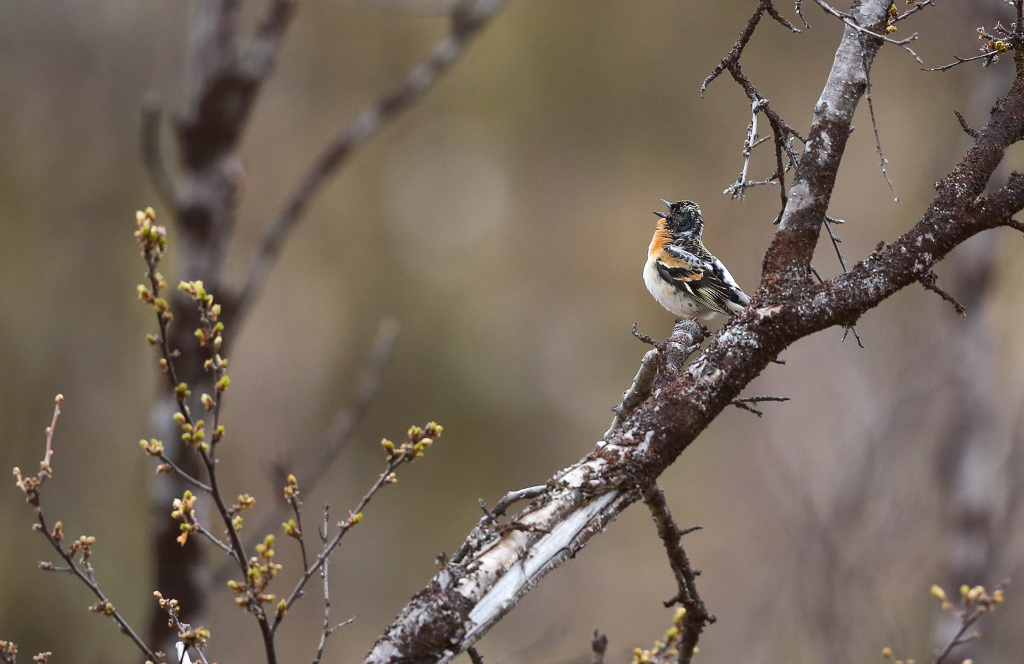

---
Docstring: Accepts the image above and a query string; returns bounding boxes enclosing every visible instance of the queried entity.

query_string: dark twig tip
[919,271,967,316]
[954,109,980,138]
[591,629,608,664]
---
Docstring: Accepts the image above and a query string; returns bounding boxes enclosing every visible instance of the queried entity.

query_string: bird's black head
[653,199,704,237]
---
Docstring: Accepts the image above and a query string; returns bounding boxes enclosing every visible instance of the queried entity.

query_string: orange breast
[648,221,672,257]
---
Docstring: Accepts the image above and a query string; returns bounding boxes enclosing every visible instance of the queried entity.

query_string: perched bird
[643,199,750,320]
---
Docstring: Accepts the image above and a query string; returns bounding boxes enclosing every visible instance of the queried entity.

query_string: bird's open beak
[652,211,668,218]
[660,199,672,208]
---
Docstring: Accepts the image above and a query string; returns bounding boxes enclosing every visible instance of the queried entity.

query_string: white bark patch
[755,304,784,318]
[460,491,619,643]
[778,182,813,230]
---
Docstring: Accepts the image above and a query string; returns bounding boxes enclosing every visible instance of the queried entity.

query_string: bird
[643,199,750,321]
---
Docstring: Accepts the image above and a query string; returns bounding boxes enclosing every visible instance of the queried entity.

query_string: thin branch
[153,451,213,493]
[12,397,160,663]
[725,99,771,200]
[288,489,309,573]
[924,52,1001,72]
[465,647,484,664]
[702,0,804,217]
[794,0,810,28]
[311,507,357,664]
[822,215,848,273]
[863,62,899,201]
[193,521,234,554]
[604,346,660,440]
[894,0,935,22]
[642,485,714,664]
[919,272,967,316]
[491,486,548,517]
[235,0,506,319]
[730,395,790,418]
[954,110,979,138]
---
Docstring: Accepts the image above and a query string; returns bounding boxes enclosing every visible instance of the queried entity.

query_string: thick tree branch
[761,0,889,288]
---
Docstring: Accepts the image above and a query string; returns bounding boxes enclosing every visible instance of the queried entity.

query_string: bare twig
[919,272,967,316]
[863,62,899,201]
[310,507,355,664]
[12,396,160,663]
[702,0,804,217]
[491,486,548,517]
[731,395,790,418]
[809,255,863,345]
[924,52,1001,72]
[725,99,772,200]
[894,0,935,22]
[235,0,507,319]
[630,321,661,348]
[822,215,849,272]
[642,485,714,664]
[954,110,979,138]
[466,647,484,664]
[604,344,661,440]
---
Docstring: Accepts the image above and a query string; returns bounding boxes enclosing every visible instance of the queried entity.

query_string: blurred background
[1,1,1023,662]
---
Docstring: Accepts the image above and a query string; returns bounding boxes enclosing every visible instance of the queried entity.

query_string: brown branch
[234,0,507,320]
[919,271,967,316]
[863,61,900,201]
[955,109,979,138]
[642,485,713,664]
[731,395,790,418]
[702,0,804,218]
[924,52,1001,72]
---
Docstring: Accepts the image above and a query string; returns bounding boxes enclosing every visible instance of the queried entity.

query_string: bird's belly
[643,260,702,317]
